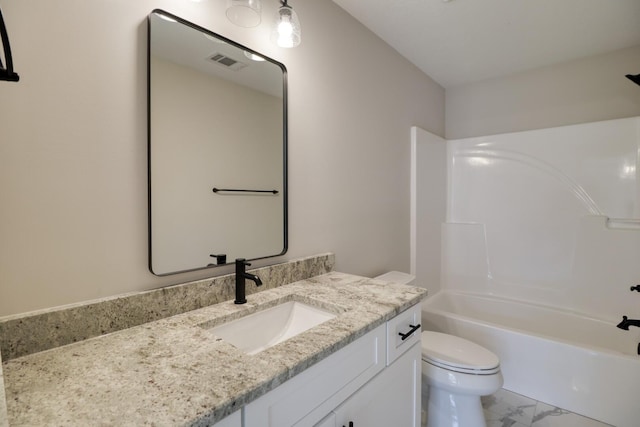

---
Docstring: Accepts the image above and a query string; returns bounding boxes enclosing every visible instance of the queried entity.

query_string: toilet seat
[421,331,500,375]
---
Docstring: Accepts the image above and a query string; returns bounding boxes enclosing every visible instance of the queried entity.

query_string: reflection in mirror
[148,10,287,276]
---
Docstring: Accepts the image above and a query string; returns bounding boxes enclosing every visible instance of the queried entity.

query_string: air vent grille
[207,53,247,71]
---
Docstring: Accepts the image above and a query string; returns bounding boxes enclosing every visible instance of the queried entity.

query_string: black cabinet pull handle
[631,285,640,292]
[398,324,421,341]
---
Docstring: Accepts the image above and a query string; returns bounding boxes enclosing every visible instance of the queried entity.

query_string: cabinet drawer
[386,303,421,365]
[244,324,386,427]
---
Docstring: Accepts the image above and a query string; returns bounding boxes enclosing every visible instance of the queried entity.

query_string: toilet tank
[374,271,415,286]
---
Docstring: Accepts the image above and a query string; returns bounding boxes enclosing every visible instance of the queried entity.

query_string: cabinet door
[213,410,241,427]
[333,342,421,427]
[244,324,386,427]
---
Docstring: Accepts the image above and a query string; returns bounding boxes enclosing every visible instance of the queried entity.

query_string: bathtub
[421,290,640,427]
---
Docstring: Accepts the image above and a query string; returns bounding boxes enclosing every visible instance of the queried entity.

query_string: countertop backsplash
[0,253,335,361]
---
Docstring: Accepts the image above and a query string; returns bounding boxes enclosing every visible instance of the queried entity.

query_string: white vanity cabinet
[331,343,421,427]
[243,304,422,427]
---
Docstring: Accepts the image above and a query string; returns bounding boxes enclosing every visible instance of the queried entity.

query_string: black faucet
[235,258,263,304]
[616,316,640,330]
[209,253,227,265]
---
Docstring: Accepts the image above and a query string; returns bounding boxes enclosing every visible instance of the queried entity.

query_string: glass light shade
[271,4,301,48]
[226,0,262,28]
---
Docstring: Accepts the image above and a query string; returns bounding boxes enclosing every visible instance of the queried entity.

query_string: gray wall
[0,0,444,316]
[446,45,640,139]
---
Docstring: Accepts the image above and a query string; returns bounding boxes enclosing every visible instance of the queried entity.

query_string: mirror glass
[148,10,287,276]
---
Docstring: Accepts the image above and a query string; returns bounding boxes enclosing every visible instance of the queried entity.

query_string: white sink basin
[206,301,336,355]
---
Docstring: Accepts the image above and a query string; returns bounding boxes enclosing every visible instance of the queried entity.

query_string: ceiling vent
[207,53,247,71]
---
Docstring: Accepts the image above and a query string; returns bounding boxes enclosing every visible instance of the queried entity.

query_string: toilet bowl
[373,272,503,427]
[422,331,503,427]
[376,271,503,427]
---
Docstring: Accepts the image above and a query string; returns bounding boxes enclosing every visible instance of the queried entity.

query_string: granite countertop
[2,272,426,426]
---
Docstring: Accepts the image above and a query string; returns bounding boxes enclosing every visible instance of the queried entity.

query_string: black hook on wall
[626,74,640,87]
[0,7,19,82]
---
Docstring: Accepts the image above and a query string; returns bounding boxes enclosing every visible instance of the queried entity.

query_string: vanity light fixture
[224,0,301,48]
[226,0,262,28]
[271,0,301,48]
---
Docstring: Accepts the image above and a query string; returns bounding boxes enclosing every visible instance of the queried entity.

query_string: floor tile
[482,388,537,426]
[531,402,613,427]
[484,409,530,427]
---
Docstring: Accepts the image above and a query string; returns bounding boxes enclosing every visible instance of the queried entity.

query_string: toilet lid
[421,331,500,373]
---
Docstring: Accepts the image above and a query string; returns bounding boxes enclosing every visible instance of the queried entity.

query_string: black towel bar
[212,188,279,194]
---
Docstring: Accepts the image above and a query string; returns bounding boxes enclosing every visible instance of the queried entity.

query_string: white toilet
[375,272,503,427]
[421,331,503,427]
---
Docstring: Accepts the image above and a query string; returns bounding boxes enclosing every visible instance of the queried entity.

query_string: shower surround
[445,116,640,321]
[412,117,640,426]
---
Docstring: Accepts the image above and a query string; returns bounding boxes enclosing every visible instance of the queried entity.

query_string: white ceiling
[332,0,640,88]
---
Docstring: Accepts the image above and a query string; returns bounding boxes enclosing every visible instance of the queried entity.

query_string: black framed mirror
[148,9,287,276]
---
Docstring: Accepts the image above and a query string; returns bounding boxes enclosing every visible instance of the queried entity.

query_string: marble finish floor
[422,388,613,427]
[482,389,613,427]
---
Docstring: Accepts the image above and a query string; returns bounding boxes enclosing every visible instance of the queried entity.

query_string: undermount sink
[205,301,337,355]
